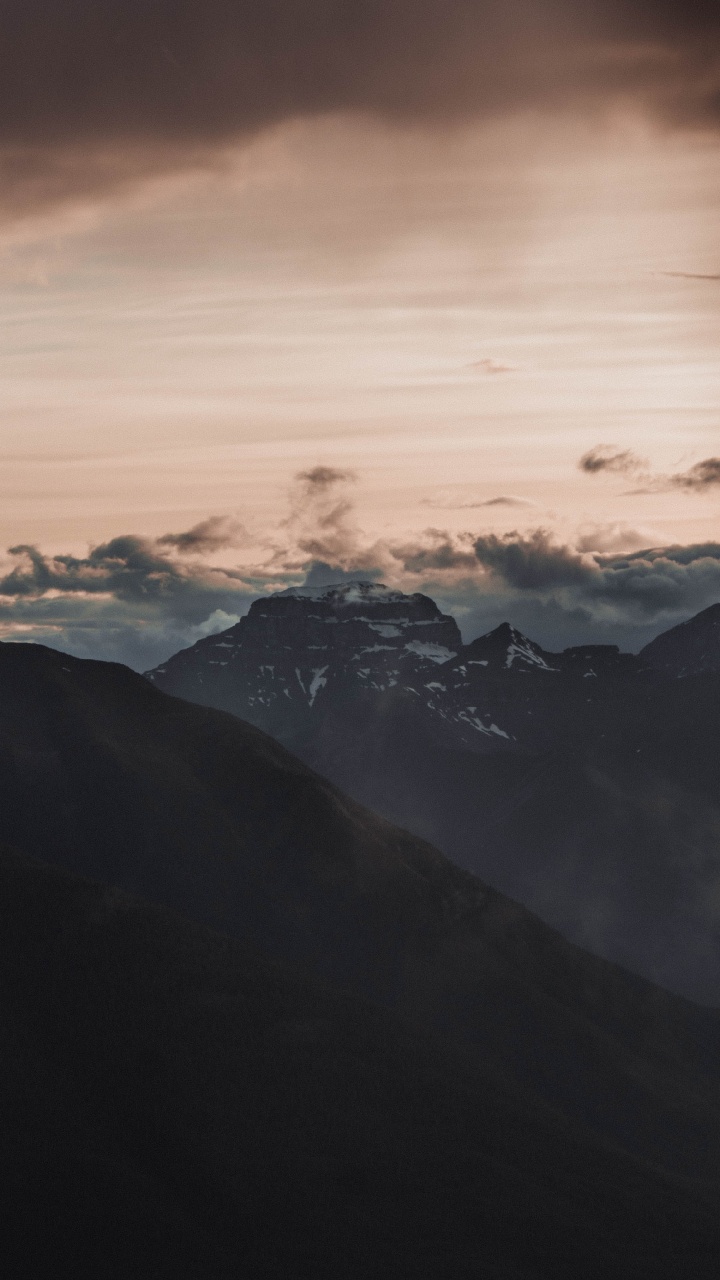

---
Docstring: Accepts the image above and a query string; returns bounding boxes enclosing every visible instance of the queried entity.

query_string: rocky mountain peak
[147,581,461,731]
[461,621,559,672]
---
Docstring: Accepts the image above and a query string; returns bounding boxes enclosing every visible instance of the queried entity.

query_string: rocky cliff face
[147,581,462,737]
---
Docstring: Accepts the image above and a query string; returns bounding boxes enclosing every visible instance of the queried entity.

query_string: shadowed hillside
[1,641,720,1191]
[2,844,720,1279]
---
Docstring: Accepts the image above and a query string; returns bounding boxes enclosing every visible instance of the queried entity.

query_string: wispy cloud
[658,272,720,281]
[580,447,720,496]
[579,445,647,476]
[422,494,537,510]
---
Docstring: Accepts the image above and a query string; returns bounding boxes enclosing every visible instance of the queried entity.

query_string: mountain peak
[464,622,558,672]
[641,601,720,676]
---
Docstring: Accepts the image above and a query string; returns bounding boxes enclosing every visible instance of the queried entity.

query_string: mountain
[148,581,463,741]
[4,844,720,1280]
[146,586,720,1001]
[146,583,649,753]
[3,639,720,1196]
[641,602,720,676]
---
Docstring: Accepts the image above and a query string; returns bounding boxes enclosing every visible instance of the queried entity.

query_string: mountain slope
[3,844,720,1279]
[641,602,720,676]
[146,588,720,1000]
[2,640,720,1187]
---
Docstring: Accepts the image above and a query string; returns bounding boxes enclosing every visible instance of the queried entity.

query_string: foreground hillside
[1,641,720,1188]
[3,844,719,1279]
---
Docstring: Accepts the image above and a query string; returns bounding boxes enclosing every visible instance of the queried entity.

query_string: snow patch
[404,641,457,664]
[368,623,402,638]
[505,642,555,671]
[308,666,329,705]
[458,709,510,739]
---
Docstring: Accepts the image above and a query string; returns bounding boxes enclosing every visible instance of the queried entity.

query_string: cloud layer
[2,0,719,216]
[4,464,720,668]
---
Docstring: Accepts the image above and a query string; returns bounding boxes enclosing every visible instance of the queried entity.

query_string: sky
[1,1,719,668]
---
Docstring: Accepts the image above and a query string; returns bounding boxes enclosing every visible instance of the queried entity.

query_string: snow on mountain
[147,580,467,735]
[148,582,717,753]
[458,622,559,673]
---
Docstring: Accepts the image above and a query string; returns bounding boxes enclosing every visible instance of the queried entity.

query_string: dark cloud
[579,445,647,476]
[623,456,720,495]
[1,1,719,217]
[473,529,592,589]
[390,532,478,575]
[302,559,383,590]
[296,466,357,494]
[0,535,249,602]
[580,448,720,495]
[0,527,258,669]
[157,515,246,554]
[399,530,720,653]
[669,457,720,492]
[468,527,720,620]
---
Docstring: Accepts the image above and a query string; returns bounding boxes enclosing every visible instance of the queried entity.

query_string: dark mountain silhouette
[3,843,720,1279]
[2,640,720,1194]
[640,602,720,676]
[147,586,720,1001]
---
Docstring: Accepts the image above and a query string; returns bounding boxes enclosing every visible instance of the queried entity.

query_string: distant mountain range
[147,587,720,1001]
[2,640,720,1276]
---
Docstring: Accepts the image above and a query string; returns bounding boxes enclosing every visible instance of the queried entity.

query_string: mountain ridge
[2,639,720,1186]
[145,584,720,1001]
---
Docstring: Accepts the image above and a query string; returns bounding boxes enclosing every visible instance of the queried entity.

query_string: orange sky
[0,26,719,667]
[2,113,718,550]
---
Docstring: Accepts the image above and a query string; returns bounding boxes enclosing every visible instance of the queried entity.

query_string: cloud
[1,1,719,218]
[668,457,720,491]
[5,469,720,671]
[472,529,593,589]
[157,516,247,554]
[469,527,720,619]
[575,523,661,553]
[658,272,720,281]
[421,493,536,510]
[474,496,536,509]
[0,525,260,670]
[467,359,516,374]
[296,466,357,495]
[580,448,720,496]
[579,445,647,476]
[623,456,720,495]
[279,466,373,572]
[389,530,479,575]
[301,560,384,590]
